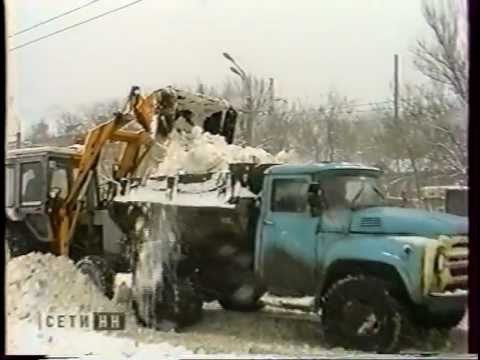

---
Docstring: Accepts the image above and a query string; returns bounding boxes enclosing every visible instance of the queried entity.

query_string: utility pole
[246,76,254,145]
[394,54,422,202]
[394,54,400,173]
[268,78,275,115]
[394,54,399,121]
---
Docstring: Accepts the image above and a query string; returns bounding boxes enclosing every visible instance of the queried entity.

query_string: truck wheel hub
[342,300,380,336]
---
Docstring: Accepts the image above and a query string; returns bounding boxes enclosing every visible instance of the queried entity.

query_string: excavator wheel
[5,223,37,258]
[77,255,115,299]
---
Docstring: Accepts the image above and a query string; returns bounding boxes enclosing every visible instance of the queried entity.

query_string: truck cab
[252,163,468,351]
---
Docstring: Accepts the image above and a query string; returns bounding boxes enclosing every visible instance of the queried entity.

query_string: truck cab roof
[266,162,381,176]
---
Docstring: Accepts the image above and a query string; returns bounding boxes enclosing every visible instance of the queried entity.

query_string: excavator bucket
[133,87,238,144]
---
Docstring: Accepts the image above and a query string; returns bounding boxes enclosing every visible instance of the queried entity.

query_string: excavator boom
[52,88,156,255]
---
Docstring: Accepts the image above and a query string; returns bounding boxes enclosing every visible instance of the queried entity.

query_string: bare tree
[400,85,467,182]
[255,101,296,154]
[27,119,51,144]
[413,0,468,103]
[78,99,122,125]
[56,111,85,136]
[377,83,467,198]
[293,93,355,162]
[54,99,122,137]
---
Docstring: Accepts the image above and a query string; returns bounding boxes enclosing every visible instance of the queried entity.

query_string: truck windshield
[320,175,384,210]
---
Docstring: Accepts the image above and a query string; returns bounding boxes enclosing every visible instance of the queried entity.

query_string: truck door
[258,175,319,294]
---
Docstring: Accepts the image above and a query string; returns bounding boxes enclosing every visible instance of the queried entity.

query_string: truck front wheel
[321,275,405,353]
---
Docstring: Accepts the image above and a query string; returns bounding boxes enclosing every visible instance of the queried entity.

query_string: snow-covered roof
[7,146,82,158]
[421,185,468,191]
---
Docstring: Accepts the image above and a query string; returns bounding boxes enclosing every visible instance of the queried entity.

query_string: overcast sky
[8,0,430,127]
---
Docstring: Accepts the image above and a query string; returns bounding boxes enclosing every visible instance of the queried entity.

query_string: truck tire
[76,255,114,299]
[175,277,203,326]
[218,294,264,312]
[218,271,265,312]
[321,275,405,353]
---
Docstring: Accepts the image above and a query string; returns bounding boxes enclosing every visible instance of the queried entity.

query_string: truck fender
[315,259,414,309]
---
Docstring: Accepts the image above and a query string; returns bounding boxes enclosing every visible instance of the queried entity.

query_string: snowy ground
[7,301,469,359]
[6,253,469,359]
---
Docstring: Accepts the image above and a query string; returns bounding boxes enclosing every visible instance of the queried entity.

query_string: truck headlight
[436,253,446,272]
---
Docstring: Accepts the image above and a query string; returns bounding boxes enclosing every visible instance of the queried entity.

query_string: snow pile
[154,127,299,176]
[6,252,120,322]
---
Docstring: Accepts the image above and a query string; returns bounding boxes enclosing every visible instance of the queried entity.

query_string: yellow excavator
[6,87,156,257]
[5,86,238,296]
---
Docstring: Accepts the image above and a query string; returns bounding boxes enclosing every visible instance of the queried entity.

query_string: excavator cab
[5,147,79,255]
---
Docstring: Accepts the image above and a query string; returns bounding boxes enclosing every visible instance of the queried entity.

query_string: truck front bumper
[425,290,468,313]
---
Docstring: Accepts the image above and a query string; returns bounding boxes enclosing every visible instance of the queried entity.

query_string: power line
[9,0,102,38]
[9,0,144,52]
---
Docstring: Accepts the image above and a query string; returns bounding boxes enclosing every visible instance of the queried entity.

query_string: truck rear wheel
[76,255,114,299]
[218,271,265,312]
[321,275,405,353]
[218,293,264,312]
[175,278,204,326]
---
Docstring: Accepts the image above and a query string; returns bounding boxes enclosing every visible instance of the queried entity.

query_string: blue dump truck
[111,162,468,353]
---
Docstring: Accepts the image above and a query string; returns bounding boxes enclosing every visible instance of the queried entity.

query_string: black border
[467,0,479,355]
[1,0,478,358]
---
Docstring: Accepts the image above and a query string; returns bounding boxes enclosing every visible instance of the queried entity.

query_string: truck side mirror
[308,183,324,216]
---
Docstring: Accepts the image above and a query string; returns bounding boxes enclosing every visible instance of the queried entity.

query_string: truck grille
[444,240,468,290]
[359,217,382,228]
